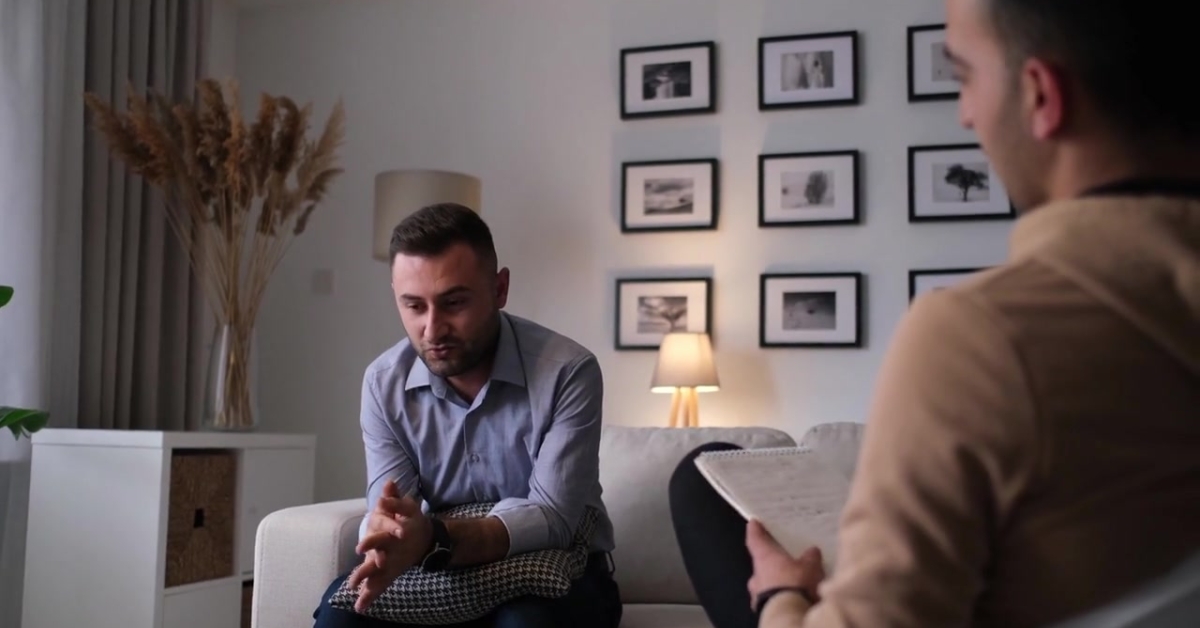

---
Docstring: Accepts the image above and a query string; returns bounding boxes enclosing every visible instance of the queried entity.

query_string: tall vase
[203,323,258,431]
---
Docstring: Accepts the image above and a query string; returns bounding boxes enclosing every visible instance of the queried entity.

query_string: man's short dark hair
[388,203,498,271]
[985,0,1197,143]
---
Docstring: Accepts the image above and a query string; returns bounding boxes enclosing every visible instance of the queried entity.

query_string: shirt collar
[1010,177,1200,261]
[490,313,527,388]
[403,312,527,394]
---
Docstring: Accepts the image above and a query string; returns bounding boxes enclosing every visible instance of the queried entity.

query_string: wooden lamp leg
[667,387,703,427]
[684,387,699,427]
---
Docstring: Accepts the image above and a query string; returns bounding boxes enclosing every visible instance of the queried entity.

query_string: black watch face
[422,547,452,571]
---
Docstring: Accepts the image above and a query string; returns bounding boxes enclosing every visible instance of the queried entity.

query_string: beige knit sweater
[762,194,1200,628]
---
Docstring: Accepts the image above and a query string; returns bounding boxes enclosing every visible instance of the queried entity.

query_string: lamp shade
[651,332,720,393]
[372,169,482,261]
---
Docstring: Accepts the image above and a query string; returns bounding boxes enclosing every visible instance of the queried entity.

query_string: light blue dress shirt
[358,311,614,557]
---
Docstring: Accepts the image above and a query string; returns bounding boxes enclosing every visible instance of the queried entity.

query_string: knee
[668,442,743,510]
[670,442,742,485]
[312,574,352,626]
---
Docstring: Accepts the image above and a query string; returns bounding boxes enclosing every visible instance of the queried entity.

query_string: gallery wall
[232,0,1014,502]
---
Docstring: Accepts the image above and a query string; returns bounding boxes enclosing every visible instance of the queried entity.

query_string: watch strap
[754,586,817,613]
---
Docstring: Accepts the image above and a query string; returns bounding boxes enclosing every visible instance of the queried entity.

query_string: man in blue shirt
[313,203,620,628]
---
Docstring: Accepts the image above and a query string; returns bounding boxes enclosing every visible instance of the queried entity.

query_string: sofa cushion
[598,426,796,605]
[327,502,599,625]
[619,604,714,628]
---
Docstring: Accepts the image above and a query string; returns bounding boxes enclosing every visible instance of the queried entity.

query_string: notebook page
[696,448,851,566]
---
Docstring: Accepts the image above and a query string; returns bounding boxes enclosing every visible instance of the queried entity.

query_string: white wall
[235,0,1011,502]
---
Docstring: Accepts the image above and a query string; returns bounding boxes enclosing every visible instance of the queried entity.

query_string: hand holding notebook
[694,446,853,572]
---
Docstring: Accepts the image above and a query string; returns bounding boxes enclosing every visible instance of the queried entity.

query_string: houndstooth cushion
[328,502,599,625]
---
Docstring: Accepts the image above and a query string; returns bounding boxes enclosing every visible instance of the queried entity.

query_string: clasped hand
[347,480,433,612]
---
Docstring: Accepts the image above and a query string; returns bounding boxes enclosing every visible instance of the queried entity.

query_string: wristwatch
[420,517,454,571]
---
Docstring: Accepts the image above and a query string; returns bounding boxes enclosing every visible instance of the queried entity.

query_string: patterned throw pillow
[328,502,599,625]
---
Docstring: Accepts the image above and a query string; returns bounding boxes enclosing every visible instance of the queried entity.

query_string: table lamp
[651,332,720,427]
[372,169,482,262]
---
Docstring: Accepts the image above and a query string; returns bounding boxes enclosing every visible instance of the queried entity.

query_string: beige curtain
[79,0,212,431]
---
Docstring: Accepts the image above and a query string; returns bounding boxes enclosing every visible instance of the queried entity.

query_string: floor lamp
[651,332,720,428]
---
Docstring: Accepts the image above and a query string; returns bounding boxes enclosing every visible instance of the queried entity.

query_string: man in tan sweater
[669,0,1200,626]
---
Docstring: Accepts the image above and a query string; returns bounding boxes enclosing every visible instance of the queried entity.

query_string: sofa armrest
[251,499,364,628]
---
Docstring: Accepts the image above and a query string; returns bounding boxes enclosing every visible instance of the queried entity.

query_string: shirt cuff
[489,500,552,556]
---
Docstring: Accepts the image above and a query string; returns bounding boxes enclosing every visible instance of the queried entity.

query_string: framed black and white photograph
[759,31,859,110]
[909,267,988,302]
[759,150,860,227]
[615,277,712,350]
[759,272,863,348]
[908,24,959,101]
[908,144,1014,222]
[620,41,716,119]
[621,158,718,232]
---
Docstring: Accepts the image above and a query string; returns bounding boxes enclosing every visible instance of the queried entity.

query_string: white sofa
[251,423,865,628]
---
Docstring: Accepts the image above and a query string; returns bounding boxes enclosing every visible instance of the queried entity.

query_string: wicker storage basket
[165,449,237,587]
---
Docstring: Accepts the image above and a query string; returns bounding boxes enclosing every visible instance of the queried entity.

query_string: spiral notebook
[694,446,852,570]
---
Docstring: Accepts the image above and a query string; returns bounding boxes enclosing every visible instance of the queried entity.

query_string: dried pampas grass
[84,78,346,429]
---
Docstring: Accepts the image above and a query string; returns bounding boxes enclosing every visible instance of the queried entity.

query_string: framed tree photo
[759,31,859,110]
[759,272,863,348]
[620,41,717,119]
[908,143,1014,222]
[759,150,860,227]
[908,267,988,302]
[907,24,959,101]
[621,158,719,232]
[615,277,713,350]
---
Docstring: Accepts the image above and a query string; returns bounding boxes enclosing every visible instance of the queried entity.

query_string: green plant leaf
[0,285,12,308]
[0,407,49,439]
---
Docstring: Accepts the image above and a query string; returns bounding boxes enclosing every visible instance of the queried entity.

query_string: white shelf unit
[21,429,317,628]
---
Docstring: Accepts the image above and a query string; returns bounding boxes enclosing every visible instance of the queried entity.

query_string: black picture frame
[615,277,714,350]
[907,24,959,102]
[621,158,720,233]
[908,267,988,302]
[759,272,864,348]
[908,143,1016,222]
[758,30,860,110]
[758,150,861,227]
[620,41,717,120]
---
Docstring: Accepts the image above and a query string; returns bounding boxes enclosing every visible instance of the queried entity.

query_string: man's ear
[494,267,510,309]
[1024,57,1066,140]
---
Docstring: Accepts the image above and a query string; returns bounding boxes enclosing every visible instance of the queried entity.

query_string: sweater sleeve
[766,289,1041,628]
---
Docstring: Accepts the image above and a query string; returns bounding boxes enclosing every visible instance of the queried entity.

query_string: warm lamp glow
[651,332,719,427]
[372,169,481,262]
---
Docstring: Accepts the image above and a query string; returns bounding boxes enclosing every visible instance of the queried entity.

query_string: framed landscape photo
[759,150,860,227]
[615,277,712,350]
[759,272,863,348]
[759,31,859,110]
[908,24,959,101]
[621,158,718,232]
[620,41,716,119]
[909,267,988,302]
[908,144,1014,222]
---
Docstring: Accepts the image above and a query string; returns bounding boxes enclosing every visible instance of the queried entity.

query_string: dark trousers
[313,552,622,628]
[669,442,757,628]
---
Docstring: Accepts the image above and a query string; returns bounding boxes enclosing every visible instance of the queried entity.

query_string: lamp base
[667,387,700,428]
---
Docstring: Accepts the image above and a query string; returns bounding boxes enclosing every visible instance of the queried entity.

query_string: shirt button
[470,454,480,463]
